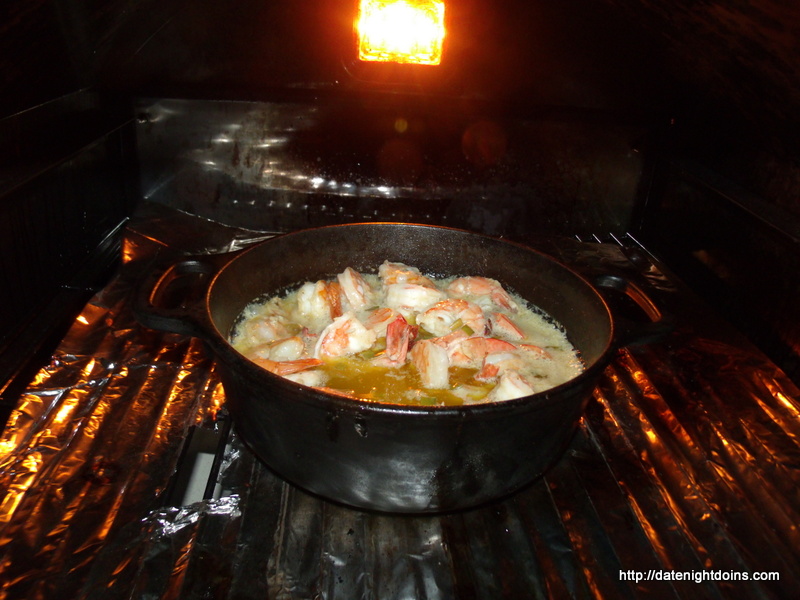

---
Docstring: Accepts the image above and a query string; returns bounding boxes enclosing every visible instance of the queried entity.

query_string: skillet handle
[593,274,676,346]
[133,255,223,338]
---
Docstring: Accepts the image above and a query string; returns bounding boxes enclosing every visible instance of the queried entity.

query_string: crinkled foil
[1,203,799,599]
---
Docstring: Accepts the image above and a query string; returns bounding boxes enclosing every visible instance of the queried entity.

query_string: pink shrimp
[243,314,293,345]
[428,329,469,354]
[375,314,417,367]
[448,336,517,368]
[417,299,487,337]
[246,335,306,362]
[486,370,535,402]
[378,260,436,288]
[326,281,344,319]
[446,276,518,312]
[337,267,374,311]
[299,327,319,355]
[284,369,327,387]
[475,351,525,382]
[314,312,377,358]
[251,356,323,376]
[385,282,445,315]
[365,309,418,365]
[363,307,399,336]
[474,343,550,382]
[519,343,552,360]
[296,280,343,323]
[313,386,358,399]
[488,312,524,341]
[410,339,450,389]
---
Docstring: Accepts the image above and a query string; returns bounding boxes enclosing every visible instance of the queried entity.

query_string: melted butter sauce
[231,267,584,407]
[322,358,492,406]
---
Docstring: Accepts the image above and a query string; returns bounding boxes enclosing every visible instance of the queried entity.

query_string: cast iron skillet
[135,223,667,513]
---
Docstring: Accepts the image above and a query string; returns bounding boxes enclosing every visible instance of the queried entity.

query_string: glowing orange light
[356,0,445,65]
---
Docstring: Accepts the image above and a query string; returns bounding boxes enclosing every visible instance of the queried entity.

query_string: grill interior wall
[134,97,649,238]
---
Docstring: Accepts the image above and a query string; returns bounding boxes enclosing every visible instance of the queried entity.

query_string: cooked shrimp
[448,336,517,368]
[337,267,374,311]
[246,335,306,362]
[450,383,492,405]
[379,260,436,288]
[385,282,445,316]
[251,357,323,376]
[242,314,294,345]
[410,339,450,389]
[231,260,583,405]
[314,312,378,359]
[476,342,551,381]
[266,336,306,361]
[299,327,319,355]
[363,307,399,336]
[446,276,518,312]
[417,299,487,337]
[519,343,552,360]
[486,370,535,402]
[488,312,524,341]
[327,281,344,317]
[295,280,342,327]
[313,386,357,399]
[374,314,417,367]
[429,329,470,359]
[285,369,328,387]
[475,351,525,382]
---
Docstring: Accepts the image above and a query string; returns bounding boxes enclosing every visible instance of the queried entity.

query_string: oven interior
[1,0,798,598]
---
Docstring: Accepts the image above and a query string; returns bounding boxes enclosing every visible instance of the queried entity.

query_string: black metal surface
[0,222,123,429]
[642,159,800,385]
[0,89,138,406]
[135,223,622,513]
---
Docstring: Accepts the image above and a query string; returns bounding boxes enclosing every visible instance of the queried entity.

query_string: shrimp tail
[475,362,501,382]
[491,289,517,312]
[253,357,323,376]
[489,312,524,340]
[313,386,358,399]
[383,314,418,365]
[324,281,343,319]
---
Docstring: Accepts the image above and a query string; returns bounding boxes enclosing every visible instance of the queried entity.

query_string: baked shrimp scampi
[230,262,584,406]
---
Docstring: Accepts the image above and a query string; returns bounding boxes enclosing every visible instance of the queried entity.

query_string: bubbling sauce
[230,262,584,406]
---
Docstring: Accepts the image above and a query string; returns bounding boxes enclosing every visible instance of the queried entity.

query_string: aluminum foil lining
[1,202,799,599]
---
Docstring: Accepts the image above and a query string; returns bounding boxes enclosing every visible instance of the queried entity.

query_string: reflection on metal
[134,98,644,238]
[356,0,445,65]
[0,204,798,597]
